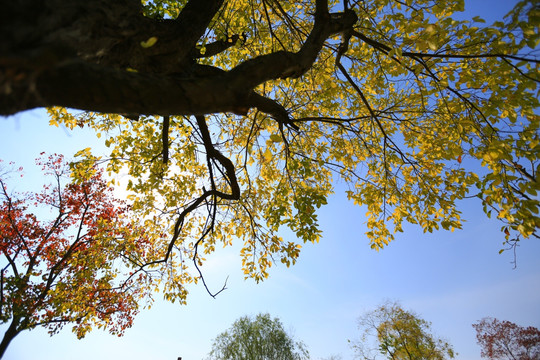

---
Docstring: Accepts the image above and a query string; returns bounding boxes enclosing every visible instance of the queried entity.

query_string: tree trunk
[0,318,21,359]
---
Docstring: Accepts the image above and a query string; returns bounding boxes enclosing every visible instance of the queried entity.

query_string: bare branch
[162,115,170,164]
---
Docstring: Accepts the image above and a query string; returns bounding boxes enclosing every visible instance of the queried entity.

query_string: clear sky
[1,1,539,359]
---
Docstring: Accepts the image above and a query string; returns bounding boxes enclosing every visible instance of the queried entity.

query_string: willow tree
[1,0,538,297]
[207,313,309,360]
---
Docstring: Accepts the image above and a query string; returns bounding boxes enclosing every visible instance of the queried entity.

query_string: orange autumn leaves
[0,154,155,341]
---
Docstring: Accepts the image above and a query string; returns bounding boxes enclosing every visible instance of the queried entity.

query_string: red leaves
[473,317,540,360]
[0,154,150,341]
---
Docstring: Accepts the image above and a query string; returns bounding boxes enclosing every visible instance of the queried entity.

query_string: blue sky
[1,1,539,359]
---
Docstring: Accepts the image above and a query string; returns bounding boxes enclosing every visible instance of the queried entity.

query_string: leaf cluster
[0,155,156,339]
[43,0,540,302]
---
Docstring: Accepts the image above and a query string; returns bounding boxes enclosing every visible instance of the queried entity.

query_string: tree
[352,301,455,359]
[473,317,540,360]
[320,355,343,360]
[0,154,156,358]
[206,313,309,360]
[1,0,539,308]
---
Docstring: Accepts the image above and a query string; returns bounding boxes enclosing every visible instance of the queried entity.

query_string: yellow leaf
[140,36,158,48]
[263,148,272,162]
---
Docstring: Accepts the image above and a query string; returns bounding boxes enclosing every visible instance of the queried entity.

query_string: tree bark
[0,317,20,359]
[0,0,356,122]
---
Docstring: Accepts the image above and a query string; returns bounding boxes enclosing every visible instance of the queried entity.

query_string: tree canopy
[352,301,455,360]
[206,313,309,360]
[0,0,539,319]
[0,155,154,357]
[473,317,540,360]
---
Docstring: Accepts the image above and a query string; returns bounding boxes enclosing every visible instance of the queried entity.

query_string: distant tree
[352,301,455,360]
[473,317,540,360]
[320,355,343,360]
[0,155,155,358]
[206,313,309,360]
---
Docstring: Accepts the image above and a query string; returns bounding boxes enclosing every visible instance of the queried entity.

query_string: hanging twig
[162,115,170,164]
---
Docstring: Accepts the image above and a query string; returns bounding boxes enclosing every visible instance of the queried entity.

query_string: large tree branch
[1,60,247,116]
[0,0,224,73]
[227,8,357,89]
[0,0,357,122]
[173,0,225,60]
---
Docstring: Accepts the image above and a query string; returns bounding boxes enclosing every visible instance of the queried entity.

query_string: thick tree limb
[227,9,357,89]
[0,0,357,124]
[169,0,226,64]
[1,60,245,116]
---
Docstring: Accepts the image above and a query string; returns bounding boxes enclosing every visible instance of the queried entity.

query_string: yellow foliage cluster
[49,0,539,304]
